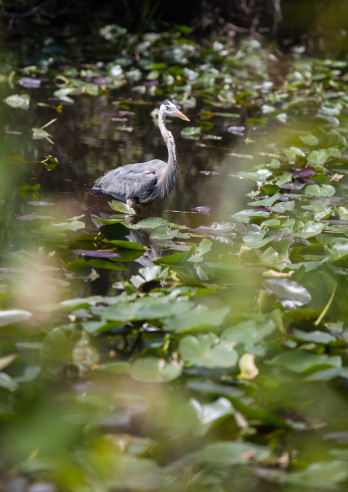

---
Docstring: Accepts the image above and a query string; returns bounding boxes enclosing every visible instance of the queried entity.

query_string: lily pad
[130,357,183,383]
[179,333,238,368]
[4,93,30,110]
[0,309,32,328]
[264,278,312,308]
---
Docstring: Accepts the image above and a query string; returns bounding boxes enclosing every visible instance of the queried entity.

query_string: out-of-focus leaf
[305,184,336,197]
[264,278,311,308]
[271,349,341,374]
[0,309,32,328]
[299,134,319,146]
[17,77,41,88]
[108,200,135,214]
[0,354,17,371]
[179,333,238,368]
[198,441,270,465]
[72,250,121,258]
[106,240,146,251]
[163,306,230,333]
[286,461,348,488]
[0,372,18,391]
[307,149,330,165]
[4,93,30,109]
[130,357,183,383]
[41,155,58,170]
[41,327,72,374]
[181,127,201,139]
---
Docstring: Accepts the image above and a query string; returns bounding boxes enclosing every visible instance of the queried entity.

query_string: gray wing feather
[91,159,167,203]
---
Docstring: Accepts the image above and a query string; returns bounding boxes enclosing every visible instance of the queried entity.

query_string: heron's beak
[172,109,190,122]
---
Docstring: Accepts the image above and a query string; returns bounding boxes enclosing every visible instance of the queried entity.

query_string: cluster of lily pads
[2,23,348,492]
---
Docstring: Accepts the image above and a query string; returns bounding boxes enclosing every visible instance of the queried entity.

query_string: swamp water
[1,34,348,492]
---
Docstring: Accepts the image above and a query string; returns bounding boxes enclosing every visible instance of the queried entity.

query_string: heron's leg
[126,198,137,208]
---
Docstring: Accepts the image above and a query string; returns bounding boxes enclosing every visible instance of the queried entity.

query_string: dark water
[0,86,255,298]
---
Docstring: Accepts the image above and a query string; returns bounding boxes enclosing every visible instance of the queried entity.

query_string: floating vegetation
[1,22,348,492]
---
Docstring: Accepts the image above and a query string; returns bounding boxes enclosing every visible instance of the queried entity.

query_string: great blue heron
[91,100,190,208]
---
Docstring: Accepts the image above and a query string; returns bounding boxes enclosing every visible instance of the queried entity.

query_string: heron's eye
[166,106,169,110]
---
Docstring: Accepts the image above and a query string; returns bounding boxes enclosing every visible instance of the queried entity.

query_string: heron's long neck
[159,113,178,182]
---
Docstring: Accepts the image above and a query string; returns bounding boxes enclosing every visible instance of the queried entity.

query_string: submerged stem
[314,282,338,327]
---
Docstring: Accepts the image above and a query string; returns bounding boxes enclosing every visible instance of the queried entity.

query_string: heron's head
[161,100,190,121]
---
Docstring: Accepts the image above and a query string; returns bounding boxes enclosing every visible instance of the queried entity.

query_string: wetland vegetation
[1,3,348,491]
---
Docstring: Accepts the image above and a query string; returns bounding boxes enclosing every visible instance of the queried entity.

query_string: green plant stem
[314,282,338,326]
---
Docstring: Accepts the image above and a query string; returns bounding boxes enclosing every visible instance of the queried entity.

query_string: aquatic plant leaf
[32,128,51,140]
[271,350,341,373]
[286,460,348,488]
[190,222,234,236]
[295,221,327,239]
[198,441,270,465]
[194,238,212,257]
[300,134,319,145]
[72,250,121,258]
[0,309,32,327]
[200,170,219,175]
[191,205,211,215]
[17,77,41,88]
[305,184,336,197]
[163,306,229,333]
[102,296,192,323]
[130,357,183,383]
[17,184,40,201]
[41,155,58,170]
[88,259,128,271]
[4,93,30,109]
[179,333,238,368]
[237,169,273,183]
[0,354,16,371]
[231,209,270,223]
[133,217,167,229]
[264,278,311,308]
[106,240,146,251]
[284,146,306,158]
[0,372,18,392]
[108,200,135,214]
[153,246,196,265]
[150,225,177,241]
[227,126,245,136]
[291,329,336,344]
[307,149,330,165]
[28,201,54,206]
[41,327,72,374]
[222,319,275,344]
[41,220,85,233]
[189,397,234,435]
[180,127,201,139]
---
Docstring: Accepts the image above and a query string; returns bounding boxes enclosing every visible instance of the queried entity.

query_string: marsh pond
[1,27,348,492]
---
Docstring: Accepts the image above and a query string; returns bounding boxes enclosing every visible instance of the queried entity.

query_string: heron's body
[91,101,189,207]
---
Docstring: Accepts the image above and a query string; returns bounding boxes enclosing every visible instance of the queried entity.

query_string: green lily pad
[264,278,312,307]
[179,333,238,368]
[130,357,183,383]
[163,306,230,333]
[271,349,341,374]
[108,200,135,214]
